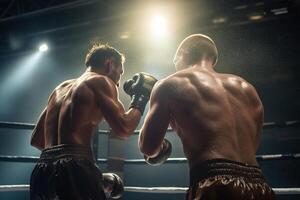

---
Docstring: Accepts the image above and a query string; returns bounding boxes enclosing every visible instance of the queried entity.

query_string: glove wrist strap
[129,94,149,115]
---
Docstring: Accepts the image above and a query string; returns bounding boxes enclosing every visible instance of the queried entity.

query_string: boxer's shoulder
[149,77,179,103]
[54,79,76,90]
[218,73,248,84]
[220,73,256,93]
[84,74,116,90]
[219,73,261,105]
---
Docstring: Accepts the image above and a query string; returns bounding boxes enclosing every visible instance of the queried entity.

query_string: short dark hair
[85,43,125,68]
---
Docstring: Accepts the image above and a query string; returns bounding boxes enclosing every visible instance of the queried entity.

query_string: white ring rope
[0,185,28,192]
[0,121,299,195]
[0,120,299,134]
[0,185,299,195]
[125,187,188,193]
[0,153,299,163]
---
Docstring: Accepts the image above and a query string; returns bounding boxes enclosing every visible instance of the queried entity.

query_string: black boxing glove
[144,139,172,166]
[102,173,124,199]
[123,72,157,115]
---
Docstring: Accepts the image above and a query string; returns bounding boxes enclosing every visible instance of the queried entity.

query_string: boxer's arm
[139,81,171,157]
[246,83,264,150]
[91,77,141,139]
[30,107,47,150]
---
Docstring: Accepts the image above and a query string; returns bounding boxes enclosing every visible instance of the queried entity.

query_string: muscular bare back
[140,66,264,169]
[139,35,275,199]
[31,68,142,151]
[31,71,124,150]
[44,72,104,148]
[166,67,264,167]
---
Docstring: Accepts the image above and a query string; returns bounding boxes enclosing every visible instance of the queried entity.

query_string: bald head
[173,34,218,71]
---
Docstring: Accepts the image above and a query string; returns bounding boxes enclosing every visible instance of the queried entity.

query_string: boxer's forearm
[112,108,141,139]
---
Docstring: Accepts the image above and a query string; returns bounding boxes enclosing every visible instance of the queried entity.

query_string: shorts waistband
[189,158,265,186]
[40,144,95,161]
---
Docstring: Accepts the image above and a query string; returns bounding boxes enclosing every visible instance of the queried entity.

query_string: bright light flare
[39,43,48,52]
[119,32,130,39]
[0,51,43,112]
[249,13,264,21]
[151,15,167,37]
[212,17,227,24]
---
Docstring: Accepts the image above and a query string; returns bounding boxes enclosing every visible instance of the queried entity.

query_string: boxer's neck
[192,59,214,72]
[85,66,107,76]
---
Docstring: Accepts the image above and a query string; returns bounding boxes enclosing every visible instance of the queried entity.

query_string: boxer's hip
[39,144,95,162]
[187,158,276,200]
[30,144,106,200]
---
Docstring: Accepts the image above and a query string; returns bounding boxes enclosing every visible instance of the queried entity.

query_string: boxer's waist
[40,144,95,162]
[189,158,265,186]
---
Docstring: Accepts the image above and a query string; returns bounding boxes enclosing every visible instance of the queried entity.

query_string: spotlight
[234,5,248,10]
[39,43,48,52]
[119,32,130,39]
[151,15,167,37]
[212,17,227,24]
[271,8,288,15]
[248,12,264,21]
[249,15,263,21]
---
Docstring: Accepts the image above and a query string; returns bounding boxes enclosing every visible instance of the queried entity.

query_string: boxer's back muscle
[168,68,263,167]
[44,73,103,148]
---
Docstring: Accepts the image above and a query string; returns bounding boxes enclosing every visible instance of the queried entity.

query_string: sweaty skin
[139,66,264,168]
[31,69,141,150]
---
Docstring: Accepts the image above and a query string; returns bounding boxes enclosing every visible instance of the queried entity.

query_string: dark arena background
[0,0,299,199]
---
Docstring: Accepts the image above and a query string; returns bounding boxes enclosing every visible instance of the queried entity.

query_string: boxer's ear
[104,59,113,73]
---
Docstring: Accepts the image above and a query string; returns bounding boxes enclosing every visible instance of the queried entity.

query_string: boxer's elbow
[139,139,159,157]
[111,125,133,140]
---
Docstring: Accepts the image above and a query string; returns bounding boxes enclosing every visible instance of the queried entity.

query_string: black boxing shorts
[187,159,276,200]
[30,144,106,200]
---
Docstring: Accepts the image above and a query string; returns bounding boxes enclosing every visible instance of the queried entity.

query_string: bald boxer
[30,44,157,200]
[139,34,276,199]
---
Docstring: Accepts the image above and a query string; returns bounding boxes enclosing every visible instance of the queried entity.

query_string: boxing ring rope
[0,184,299,195]
[1,120,299,163]
[0,120,299,196]
[0,153,299,164]
[0,120,299,164]
[0,120,299,134]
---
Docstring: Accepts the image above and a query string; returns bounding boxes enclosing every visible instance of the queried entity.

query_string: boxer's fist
[144,139,172,166]
[123,72,157,114]
[103,173,124,199]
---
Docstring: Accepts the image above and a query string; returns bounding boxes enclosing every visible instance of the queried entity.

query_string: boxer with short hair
[30,43,157,200]
[139,34,276,199]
